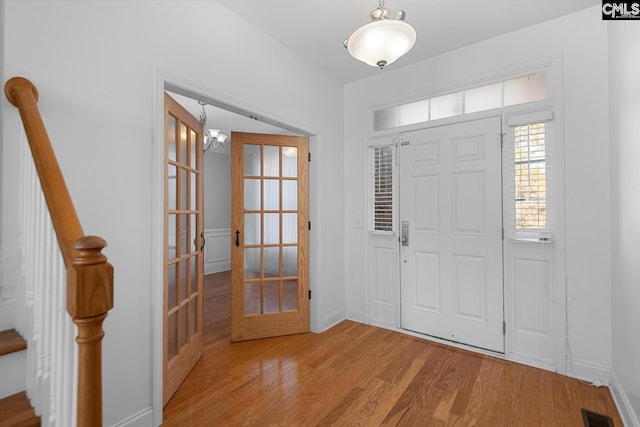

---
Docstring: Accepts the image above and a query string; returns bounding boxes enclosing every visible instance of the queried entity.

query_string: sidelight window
[370,145,394,232]
[513,122,548,230]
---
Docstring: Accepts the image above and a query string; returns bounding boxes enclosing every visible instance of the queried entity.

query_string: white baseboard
[0,299,16,331]
[0,349,26,399]
[109,407,153,427]
[566,358,611,385]
[204,259,231,275]
[610,369,640,427]
[321,310,345,332]
[346,309,365,323]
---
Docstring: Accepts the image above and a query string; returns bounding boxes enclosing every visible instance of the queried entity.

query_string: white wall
[345,6,612,380]
[203,152,231,231]
[608,22,640,427]
[2,1,345,425]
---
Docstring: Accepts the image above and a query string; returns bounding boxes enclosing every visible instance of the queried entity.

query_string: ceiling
[173,1,599,141]
[219,0,599,84]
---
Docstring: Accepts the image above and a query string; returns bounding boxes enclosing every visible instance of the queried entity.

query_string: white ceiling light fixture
[344,0,416,69]
[198,101,228,152]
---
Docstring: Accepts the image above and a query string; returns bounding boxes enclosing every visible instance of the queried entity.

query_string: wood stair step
[0,330,26,356]
[0,392,40,427]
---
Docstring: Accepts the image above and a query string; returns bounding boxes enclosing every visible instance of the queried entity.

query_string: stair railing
[4,77,114,427]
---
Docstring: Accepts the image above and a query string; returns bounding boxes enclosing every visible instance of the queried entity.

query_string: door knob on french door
[194,232,206,251]
[235,230,240,247]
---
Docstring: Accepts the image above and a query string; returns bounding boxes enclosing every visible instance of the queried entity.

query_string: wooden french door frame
[163,93,204,406]
[231,132,309,342]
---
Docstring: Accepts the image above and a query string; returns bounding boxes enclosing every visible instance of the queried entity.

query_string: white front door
[399,117,504,353]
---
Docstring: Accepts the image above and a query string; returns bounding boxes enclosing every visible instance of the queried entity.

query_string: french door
[163,93,204,405]
[399,117,504,353]
[230,132,309,342]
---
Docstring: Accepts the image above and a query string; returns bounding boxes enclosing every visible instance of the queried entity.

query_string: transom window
[374,71,546,131]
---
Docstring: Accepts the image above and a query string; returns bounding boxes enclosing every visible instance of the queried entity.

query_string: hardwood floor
[162,271,623,426]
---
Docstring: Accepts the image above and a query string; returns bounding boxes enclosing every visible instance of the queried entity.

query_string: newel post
[66,236,114,427]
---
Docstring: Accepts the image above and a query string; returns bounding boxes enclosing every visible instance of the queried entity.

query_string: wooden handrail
[4,77,114,427]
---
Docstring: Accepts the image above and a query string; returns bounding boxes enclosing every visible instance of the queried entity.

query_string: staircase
[0,77,114,427]
[0,330,39,426]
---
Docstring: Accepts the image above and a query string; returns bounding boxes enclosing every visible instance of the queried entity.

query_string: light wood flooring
[162,271,623,426]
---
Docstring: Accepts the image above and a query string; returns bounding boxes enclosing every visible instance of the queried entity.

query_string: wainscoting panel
[204,229,231,274]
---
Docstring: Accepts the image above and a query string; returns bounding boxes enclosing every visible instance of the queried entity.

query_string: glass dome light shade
[346,19,416,68]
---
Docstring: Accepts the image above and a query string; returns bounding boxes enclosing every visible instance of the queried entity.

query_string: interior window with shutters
[370,145,393,232]
[514,122,547,230]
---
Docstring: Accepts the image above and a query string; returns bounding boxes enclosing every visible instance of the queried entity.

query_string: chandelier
[343,0,416,69]
[198,101,228,152]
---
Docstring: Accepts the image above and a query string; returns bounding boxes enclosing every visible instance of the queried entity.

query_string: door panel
[400,117,504,353]
[163,93,204,405]
[231,132,309,342]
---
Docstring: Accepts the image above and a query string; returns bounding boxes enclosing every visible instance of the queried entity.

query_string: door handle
[194,232,206,251]
[401,221,409,246]
[235,230,240,247]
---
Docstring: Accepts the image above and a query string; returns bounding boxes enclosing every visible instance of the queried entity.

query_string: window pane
[179,306,187,348]
[190,255,196,294]
[168,214,177,260]
[244,179,261,211]
[244,282,261,315]
[244,213,261,245]
[465,82,503,114]
[264,281,280,314]
[168,263,177,309]
[179,259,188,302]
[283,246,298,276]
[179,123,188,165]
[264,213,280,245]
[189,129,197,169]
[264,246,280,277]
[514,123,547,230]
[400,99,429,127]
[283,279,298,311]
[430,92,463,120]
[168,164,177,211]
[282,180,297,210]
[263,146,280,177]
[180,168,188,210]
[504,72,546,107]
[190,298,198,338]
[374,105,400,131]
[264,179,280,211]
[168,115,177,162]
[282,213,297,244]
[179,214,187,256]
[167,312,177,360]
[244,144,261,176]
[244,247,261,280]
[282,147,297,177]
[190,171,197,210]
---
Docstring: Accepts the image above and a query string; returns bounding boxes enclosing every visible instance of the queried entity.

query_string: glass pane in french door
[243,144,299,315]
[166,110,201,363]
